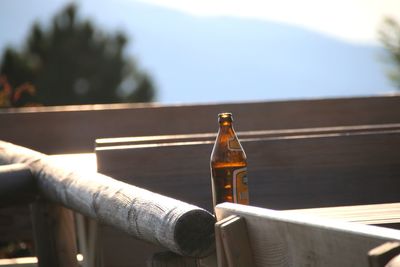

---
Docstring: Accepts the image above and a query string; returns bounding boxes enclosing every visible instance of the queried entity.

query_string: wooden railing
[0,141,215,267]
[2,95,400,266]
[2,146,400,267]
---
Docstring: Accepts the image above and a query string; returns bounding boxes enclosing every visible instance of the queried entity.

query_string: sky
[138,0,400,44]
[2,0,397,50]
[0,0,399,104]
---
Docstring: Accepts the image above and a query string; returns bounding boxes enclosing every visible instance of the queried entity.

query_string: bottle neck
[219,121,233,130]
[219,121,232,127]
[217,112,234,134]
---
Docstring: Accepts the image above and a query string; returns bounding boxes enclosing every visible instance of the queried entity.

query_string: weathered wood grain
[0,140,215,257]
[2,95,400,154]
[286,203,400,227]
[215,203,400,267]
[214,215,237,267]
[218,215,255,267]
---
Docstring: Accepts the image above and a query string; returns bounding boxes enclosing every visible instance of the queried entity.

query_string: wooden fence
[2,95,400,266]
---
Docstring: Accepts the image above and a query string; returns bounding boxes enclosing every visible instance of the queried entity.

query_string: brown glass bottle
[210,113,249,208]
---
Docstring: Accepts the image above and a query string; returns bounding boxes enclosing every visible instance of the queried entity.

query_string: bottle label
[232,167,249,204]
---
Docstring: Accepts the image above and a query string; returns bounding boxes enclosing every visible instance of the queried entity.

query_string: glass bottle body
[210,113,249,208]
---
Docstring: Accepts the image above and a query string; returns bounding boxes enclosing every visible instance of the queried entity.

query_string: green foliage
[0,4,155,107]
[379,17,400,90]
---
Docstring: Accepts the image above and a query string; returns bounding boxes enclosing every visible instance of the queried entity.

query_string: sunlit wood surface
[215,203,400,267]
[286,203,400,226]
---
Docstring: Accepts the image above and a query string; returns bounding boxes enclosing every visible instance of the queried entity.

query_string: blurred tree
[0,4,155,107]
[379,17,400,90]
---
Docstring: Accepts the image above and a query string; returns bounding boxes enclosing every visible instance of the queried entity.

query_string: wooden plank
[215,203,400,267]
[95,123,400,147]
[214,215,237,267]
[96,130,400,211]
[1,95,400,153]
[218,216,255,267]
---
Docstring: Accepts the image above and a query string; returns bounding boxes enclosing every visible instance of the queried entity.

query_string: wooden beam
[0,140,215,258]
[30,200,78,267]
[0,163,36,206]
[217,215,255,267]
[214,216,237,267]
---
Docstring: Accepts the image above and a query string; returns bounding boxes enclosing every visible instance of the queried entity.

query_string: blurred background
[0,0,399,107]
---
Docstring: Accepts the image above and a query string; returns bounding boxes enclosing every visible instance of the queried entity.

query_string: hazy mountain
[0,0,396,103]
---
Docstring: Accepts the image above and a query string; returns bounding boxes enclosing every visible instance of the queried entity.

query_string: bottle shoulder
[211,124,247,165]
[210,145,247,165]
